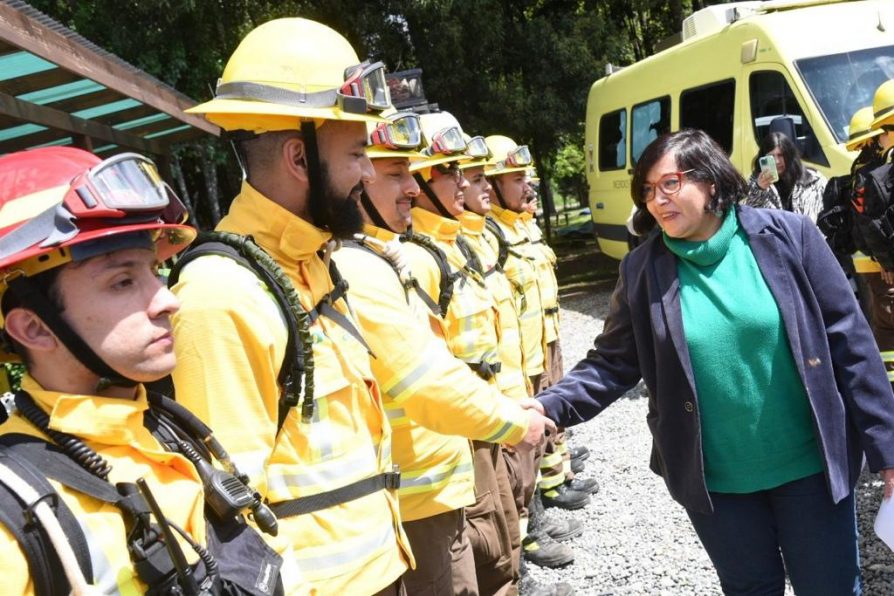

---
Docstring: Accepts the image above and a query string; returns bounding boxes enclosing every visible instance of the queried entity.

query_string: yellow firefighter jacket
[404,207,502,379]
[487,205,546,377]
[520,212,560,344]
[333,223,529,521]
[170,182,410,595]
[458,211,531,400]
[0,376,207,595]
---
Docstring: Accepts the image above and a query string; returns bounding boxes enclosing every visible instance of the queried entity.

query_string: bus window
[680,79,735,154]
[631,96,670,165]
[598,109,627,171]
[749,71,827,165]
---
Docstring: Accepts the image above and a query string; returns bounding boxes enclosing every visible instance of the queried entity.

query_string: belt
[544,306,559,315]
[270,466,400,518]
[467,361,502,381]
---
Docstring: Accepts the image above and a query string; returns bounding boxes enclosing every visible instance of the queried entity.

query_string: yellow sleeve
[336,248,529,445]
[171,255,287,482]
[0,524,31,595]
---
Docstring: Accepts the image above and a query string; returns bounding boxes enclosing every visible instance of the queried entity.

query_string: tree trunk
[171,152,197,224]
[201,143,222,226]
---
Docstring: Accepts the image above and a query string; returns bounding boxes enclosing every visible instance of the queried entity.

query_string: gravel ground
[526,281,894,595]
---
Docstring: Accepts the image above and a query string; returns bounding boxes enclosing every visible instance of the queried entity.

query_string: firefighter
[398,111,522,594]
[0,147,289,594]
[170,18,411,595]
[333,112,553,594]
[484,136,591,514]
[851,83,894,384]
[521,172,596,486]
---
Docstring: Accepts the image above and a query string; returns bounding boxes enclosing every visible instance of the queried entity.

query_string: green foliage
[25,0,729,224]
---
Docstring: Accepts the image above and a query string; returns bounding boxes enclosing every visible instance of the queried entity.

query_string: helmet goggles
[496,145,532,170]
[0,152,190,277]
[465,135,490,159]
[214,59,392,116]
[369,112,422,150]
[423,126,468,157]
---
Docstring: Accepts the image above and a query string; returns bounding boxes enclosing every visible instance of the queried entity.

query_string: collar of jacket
[218,181,332,263]
[490,204,523,227]
[458,211,486,236]
[21,374,151,448]
[361,223,398,243]
[411,206,460,241]
[519,212,533,222]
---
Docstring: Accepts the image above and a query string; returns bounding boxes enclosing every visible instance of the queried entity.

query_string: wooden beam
[93,104,158,127]
[0,3,218,137]
[0,90,166,155]
[47,87,124,114]
[0,66,80,97]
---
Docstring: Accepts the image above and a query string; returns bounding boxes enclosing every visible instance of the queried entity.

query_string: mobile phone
[759,155,779,183]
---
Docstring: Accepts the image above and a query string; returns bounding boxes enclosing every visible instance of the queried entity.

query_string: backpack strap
[308,257,373,356]
[0,443,93,596]
[167,231,315,428]
[401,232,463,317]
[455,235,484,276]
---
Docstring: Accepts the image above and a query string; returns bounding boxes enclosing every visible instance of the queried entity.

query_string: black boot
[519,556,575,595]
[522,530,574,568]
[565,476,599,495]
[541,484,590,510]
[541,516,583,542]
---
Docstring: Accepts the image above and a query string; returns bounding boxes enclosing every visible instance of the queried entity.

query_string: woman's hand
[757,169,775,190]
[882,468,894,499]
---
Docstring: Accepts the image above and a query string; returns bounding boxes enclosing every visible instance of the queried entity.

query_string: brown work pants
[502,446,540,523]
[466,441,520,596]
[864,273,894,378]
[402,508,477,596]
[372,579,407,596]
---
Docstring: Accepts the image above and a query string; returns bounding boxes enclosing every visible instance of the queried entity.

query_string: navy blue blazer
[538,206,894,514]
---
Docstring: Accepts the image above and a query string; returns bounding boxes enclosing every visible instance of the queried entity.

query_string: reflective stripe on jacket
[520,213,561,344]
[488,206,546,375]
[459,211,531,400]
[406,207,501,372]
[334,223,528,521]
[0,376,207,595]
[171,182,411,594]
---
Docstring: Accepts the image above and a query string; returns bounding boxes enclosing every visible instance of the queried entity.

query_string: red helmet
[0,146,195,282]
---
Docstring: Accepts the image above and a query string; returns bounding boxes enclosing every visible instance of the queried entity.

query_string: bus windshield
[795,45,894,143]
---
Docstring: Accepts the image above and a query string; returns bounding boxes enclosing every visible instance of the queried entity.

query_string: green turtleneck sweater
[664,210,822,493]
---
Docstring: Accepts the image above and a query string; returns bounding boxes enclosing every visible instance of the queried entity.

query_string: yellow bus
[584,0,894,259]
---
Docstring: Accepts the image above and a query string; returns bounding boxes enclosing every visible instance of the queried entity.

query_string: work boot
[542,516,583,542]
[519,575,575,596]
[565,476,599,495]
[569,445,590,462]
[570,456,586,475]
[541,484,590,510]
[523,531,574,568]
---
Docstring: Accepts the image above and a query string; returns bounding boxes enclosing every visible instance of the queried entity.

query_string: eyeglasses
[639,169,695,202]
[432,163,463,183]
[369,112,422,150]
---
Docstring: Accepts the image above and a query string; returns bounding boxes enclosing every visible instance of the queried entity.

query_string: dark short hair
[630,129,746,236]
[1,267,64,367]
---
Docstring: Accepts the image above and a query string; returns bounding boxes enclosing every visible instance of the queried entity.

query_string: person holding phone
[743,131,827,222]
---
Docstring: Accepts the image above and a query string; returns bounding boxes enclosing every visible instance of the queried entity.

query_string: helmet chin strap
[301,121,327,229]
[490,177,508,209]
[413,173,455,220]
[7,277,137,391]
[359,190,393,232]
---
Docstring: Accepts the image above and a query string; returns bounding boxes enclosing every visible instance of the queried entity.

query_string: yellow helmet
[188,18,391,133]
[366,111,425,161]
[871,79,894,130]
[484,135,533,177]
[846,106,883,151]
[410,111,471,179]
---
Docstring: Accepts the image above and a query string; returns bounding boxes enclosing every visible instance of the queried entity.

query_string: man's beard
[309,162,364,239]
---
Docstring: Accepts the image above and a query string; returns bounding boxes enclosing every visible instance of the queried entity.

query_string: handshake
[513,397,556,450]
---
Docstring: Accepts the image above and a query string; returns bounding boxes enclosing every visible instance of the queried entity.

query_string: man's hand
[519,397,545,416]
[882,468,894,499]
[513,399,556,451]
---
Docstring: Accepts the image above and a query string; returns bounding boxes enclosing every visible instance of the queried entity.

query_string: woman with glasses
[743,131,827,222]
[528,128,894,594]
